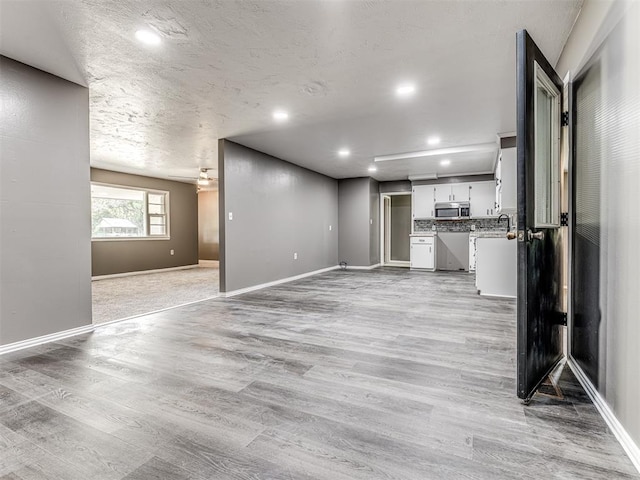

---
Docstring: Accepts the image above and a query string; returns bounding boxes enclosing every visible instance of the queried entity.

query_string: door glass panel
[534,61,561,227]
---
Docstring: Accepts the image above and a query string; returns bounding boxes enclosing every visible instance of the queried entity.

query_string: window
[533,61,561,228]
[91,183,169,239]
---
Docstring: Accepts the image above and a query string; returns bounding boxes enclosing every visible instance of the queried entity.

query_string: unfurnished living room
[1,1,639,479]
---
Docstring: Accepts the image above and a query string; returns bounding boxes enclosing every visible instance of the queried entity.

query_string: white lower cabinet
[410,236,435,270]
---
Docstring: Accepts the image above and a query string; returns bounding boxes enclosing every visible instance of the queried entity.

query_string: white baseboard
[479,292,517,299]
[568,357,640,473]
[222,265,340,298]
[198,260,220,267]
[92,264,199,280]
[345,263,381,270]
[0,324,96,356]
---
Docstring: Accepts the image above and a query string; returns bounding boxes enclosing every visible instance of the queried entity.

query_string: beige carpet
[92,267,219,324]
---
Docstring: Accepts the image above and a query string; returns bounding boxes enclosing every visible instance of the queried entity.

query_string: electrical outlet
[170,249,175,255]
[228,212,233,221]
[470,224,476,231]
[293,252,298,260]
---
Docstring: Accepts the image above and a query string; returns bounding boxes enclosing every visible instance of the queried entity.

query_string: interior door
[516,30,565,401]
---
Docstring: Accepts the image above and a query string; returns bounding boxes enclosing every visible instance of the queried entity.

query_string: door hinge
[561,111,569,126]
[560,312,568,326]
[560,212,569,226]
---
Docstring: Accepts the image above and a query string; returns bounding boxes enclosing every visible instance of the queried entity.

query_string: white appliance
[436,232,469,271]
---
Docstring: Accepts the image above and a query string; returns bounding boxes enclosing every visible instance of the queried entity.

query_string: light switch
[329,225,332,231]
[228,212,233,221]
[294,252,298,260]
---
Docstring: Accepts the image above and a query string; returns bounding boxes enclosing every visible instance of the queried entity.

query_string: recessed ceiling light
[273,110,289,122]
[135,29,161,46]
[368,166,377,172]
[440,159,451,166]
[395,83,416,97]
[338,148,350,158]
[427,136,441,146]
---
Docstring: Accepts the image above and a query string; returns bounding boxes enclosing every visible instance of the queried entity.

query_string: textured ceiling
[0,0,583,182]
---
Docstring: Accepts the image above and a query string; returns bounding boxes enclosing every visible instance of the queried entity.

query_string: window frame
[533,60,562,229]
[91,182,171,241]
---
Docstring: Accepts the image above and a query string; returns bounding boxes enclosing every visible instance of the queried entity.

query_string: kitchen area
[408,145,517,298]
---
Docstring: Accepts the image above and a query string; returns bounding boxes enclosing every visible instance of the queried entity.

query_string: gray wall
[0,57,91,345]
[338,178,371,266]
[390,195,411,262]
[91,168,198,276]
[379,180,411,194]
[198,189,219,260]
[218,140,338,293]
[557,0,640,451]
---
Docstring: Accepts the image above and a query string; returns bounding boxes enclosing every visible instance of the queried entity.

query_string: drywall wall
[198,190,219,260]
[558,0,640,454]
[338,178,371,267]
[218,140,338,293]
[390,195,411,262]
[0,56,91,345]
[379,181,411,194]
[555,0,615,80]
[91,168,198,276]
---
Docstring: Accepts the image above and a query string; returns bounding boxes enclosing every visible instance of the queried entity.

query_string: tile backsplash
[414,217,513,233]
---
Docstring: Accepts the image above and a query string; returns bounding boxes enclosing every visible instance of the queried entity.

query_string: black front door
[516,30,565,401]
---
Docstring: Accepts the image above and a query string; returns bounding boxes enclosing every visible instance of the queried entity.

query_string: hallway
[1,269,636,479]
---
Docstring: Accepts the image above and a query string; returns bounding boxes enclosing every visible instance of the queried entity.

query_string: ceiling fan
[169,168,218,188]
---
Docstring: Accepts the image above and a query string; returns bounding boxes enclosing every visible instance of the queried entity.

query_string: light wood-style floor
[1,268,637,479]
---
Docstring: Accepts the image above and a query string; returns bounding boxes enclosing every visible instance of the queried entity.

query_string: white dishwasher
[410,236,436,271]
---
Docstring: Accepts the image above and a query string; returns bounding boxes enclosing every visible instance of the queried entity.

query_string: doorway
[380,193,411,267]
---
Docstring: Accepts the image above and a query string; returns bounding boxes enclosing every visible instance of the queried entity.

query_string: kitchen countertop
[469,231,510,238]
[412,231,509,238]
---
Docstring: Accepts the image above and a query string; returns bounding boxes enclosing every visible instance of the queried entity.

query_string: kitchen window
[91,183,170,240]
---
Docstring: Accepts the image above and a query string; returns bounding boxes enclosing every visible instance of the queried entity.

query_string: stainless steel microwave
[434,202,470,220]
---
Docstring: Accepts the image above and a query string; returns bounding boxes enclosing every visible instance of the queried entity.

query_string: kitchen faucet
[498,213,511,232]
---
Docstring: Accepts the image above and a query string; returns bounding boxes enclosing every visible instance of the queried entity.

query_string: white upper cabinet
[451,184,470,202]
[434,183,470,203]
[496,147,517,213]
[469,181,497,217]
[434,184,451,203]
[412,185,435,219]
